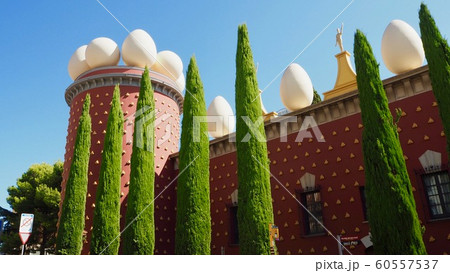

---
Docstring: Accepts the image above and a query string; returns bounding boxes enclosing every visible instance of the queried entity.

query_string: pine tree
[419,3,450,155]
[123,68,155,254]
[175,56,211,254]
[312,88,322,104]
[354,30,427,254]
[56,94,92,255]
[235,24,274,255]
[2,161,62,255]
[90,86,123,255]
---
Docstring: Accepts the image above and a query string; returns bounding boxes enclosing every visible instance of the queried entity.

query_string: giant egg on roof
[122,29,157,68]
[68,45,91,80]
[151,50,183,81]
[381,19,425,75]
[280,63,313,112]
[175,73,185,92]
[85,37,120,68]
[207,96,235,138]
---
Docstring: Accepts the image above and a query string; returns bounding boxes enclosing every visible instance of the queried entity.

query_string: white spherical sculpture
[280,63,314,112]
[207,96,235,138]
[68,45,91,80]
[381,20,425,75]
[85,37,120,68]
[122,29,157,68]
[151,51,183,81]
[175,74,185,92]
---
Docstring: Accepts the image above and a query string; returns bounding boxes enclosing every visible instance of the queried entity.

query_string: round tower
[60,66,183,254]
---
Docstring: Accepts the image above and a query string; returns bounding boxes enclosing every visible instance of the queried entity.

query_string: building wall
[202,89,449,255]
[60,65,449,255]
[60,67,182,254]
[168,66,449,255]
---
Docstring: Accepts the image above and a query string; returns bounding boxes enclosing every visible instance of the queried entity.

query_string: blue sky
[0,0,449,209]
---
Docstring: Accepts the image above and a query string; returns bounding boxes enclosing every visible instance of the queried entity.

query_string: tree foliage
[419,3,450,155]
[312,88,322,104]
[175,56,211,254]
[123,68,155,254]
[354,30,427,254]
[0,161,63,254]
[235,24,274,255]
[56,94,91,255]
[90,85,123,255]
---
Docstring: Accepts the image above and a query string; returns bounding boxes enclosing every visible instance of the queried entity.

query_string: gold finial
[259,89,278,121]
[324,23,357,100]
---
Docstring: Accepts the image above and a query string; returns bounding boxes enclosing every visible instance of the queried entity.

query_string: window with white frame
[422,170,450,219]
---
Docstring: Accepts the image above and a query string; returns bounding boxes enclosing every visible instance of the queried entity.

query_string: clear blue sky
[1,0,449,209]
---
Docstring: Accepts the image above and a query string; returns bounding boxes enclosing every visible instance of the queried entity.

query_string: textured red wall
[61,69,449,255]
[205,90,448,255]
[60,69,181,254]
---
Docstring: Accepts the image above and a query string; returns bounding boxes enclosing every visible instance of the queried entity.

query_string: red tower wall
[60,67,182,254]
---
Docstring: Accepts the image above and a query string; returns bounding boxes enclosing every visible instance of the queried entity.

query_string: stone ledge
[65,67,184,112]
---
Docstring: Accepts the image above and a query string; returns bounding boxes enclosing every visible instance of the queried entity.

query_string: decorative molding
[65,67,184,112]
[419,150,442,173]
[300,173,316,191]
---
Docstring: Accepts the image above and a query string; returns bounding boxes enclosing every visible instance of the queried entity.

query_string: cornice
[65,67,184,112]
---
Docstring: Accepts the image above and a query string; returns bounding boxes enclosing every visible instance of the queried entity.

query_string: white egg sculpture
[151,50,183,81]
[280,63,314,112]
[122,29,157,68]
[68,45,91,80]
[85,37,120,68]
[175,73,185,92]
[207,96,235,138]
[381,19,425,75]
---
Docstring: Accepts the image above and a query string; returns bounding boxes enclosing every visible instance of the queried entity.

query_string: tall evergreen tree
[175,56,211,254]
[123,68,155,254]
[312,88,322,104]
[90,86,123,255]
[56,94,92,255]
[354,30,427,254]
[419,3,450,155]
[235,24,274,255]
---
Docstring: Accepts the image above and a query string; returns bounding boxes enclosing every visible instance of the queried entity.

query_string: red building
[60,64,449,255]
[61,66,182,254]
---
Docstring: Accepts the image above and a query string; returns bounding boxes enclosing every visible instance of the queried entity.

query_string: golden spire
[323,24,357,100]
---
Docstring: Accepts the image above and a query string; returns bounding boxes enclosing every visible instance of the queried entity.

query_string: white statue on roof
[336,23,344,52]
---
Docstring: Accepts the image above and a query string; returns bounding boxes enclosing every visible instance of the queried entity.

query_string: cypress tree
[90,85,123,255]
[419,3,450,155]
[354,30,427,254]
[56,94,91,255]
[235,24,274,255]
[123,67,155,254]
[312,88,322,104]
[175,56,211,254]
